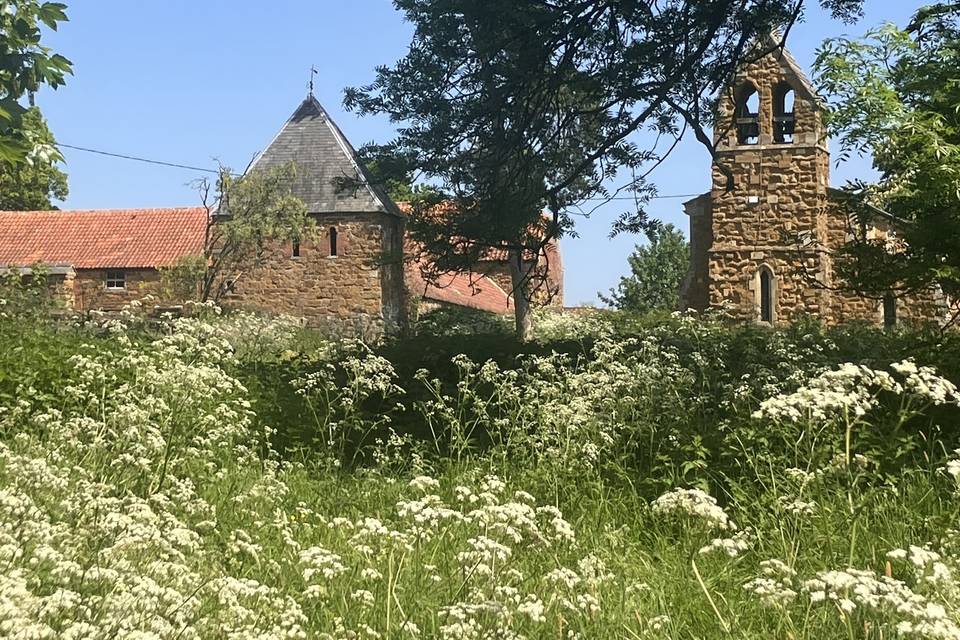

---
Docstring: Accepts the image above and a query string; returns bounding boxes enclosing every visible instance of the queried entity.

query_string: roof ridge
[247,94,402,217]
[310,97,403,218]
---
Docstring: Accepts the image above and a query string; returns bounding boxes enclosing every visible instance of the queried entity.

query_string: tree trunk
[509,250,535,342]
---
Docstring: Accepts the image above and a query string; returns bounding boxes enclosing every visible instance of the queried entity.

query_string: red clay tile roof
[0,208,208,269]
[0,206,518,314]
[395,201,561,263]
[419,271,513,314]
[477,238,562,264]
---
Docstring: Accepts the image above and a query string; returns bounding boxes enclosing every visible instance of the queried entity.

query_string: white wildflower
[652,488,735,531]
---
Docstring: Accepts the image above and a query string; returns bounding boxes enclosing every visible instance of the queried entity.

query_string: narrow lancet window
[759,267,774,323]
[329,227,338,257]
[883,294,897,328]
[292,239,301,258]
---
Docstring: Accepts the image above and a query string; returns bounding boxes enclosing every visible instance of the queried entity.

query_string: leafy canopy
[348,1,865,239]
[815,3,960,307]
[0,107,67,209]
[0,1,72,164]
[346,0,864,337]
[355,142,440,203]
[163,162,312,303]
[601,223,690,313]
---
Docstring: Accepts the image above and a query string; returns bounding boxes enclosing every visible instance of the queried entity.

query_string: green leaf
[37,2,69,30]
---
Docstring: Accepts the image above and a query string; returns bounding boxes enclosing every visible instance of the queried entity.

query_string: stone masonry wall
[224,212,406,338]
[708,47,831,323]
[708,248,829,323]
[821,206,946,325]
[28,271,76,311]
[681,194,712,312]
[701,46,945,327]
[73,269,165,312]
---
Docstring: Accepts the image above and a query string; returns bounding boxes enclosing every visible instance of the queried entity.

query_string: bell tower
[704,37,832,323]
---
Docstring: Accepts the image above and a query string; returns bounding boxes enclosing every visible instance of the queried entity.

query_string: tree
[355,142,426,203]
[0,107,67,209]
[163,162,312,303]
[0,1,72,164]
[346,0,864,339]
[601,223,689,313]
[815,3,960,324]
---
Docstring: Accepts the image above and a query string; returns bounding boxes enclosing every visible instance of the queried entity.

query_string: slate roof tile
[250,95,401,216]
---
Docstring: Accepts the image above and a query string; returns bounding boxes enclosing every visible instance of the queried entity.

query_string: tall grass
[0,307,959,638]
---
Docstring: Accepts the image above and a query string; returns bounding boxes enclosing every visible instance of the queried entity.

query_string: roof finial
[308,65,318,97]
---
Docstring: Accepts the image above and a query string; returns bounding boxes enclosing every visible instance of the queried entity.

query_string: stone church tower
[681,37,942,326]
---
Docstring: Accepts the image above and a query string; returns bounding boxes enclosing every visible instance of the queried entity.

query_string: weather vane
[308,65,318,96]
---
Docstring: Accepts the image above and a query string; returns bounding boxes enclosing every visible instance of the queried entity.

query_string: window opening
[883,294,897,328]
[106,270,126,290]
[759,268,774,323]
[736,83,761,145]
[773,83,796,144]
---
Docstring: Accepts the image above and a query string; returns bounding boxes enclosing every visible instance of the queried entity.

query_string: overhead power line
[58,142,703,200]
[605,193,702,201]
[60,143,222,175]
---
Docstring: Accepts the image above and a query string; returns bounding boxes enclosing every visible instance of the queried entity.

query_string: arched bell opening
[773,82,796,144]
[735,83,761,145]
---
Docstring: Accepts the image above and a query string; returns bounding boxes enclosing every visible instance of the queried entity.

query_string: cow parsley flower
[652,488,735,531]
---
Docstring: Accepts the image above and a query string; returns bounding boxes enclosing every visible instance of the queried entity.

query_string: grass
[1,308,960,638]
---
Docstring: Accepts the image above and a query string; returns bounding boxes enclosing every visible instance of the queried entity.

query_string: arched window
[291,239,301,258]
[883,294,897,328]
[758,266,775,323]
[735,83,760,145]
[773,83,796,144]
[328,227,338,257]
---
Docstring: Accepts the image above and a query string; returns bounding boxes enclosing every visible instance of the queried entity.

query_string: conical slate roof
[250,95,401,216]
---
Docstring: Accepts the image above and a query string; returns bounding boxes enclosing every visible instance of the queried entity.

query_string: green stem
[692,558,730,634]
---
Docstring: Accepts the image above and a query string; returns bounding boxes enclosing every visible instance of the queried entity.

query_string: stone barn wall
[73,269,165,312]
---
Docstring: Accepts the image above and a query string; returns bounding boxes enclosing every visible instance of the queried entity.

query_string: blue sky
[37,0,926,305]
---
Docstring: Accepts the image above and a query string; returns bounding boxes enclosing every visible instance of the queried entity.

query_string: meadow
[2,296,960,639]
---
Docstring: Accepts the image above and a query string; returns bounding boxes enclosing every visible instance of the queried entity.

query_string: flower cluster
[0,315,306,639]
[802,567,960,639]
[699,528,754,558]
[651,488,736,531]
[740,549,960,639]
[755,359,960,424]
[744,560,799,607]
